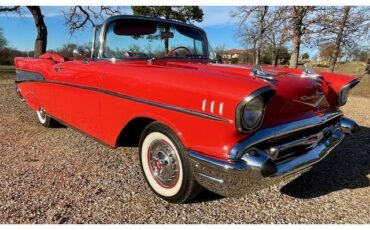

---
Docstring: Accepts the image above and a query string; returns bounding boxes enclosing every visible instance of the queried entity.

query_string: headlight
[241,95,264,130]
[338,86,350,106]
[235,87,275,133]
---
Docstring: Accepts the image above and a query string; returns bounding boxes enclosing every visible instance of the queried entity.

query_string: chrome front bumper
[188,112,359,197]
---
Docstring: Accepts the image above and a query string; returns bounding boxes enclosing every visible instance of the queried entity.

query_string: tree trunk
[272,47,279,66]
[289,37,300,68]
[289,21,302,68]
[255,6,268,65]
[270,32,278,67]
[255,43,261,65]
[329,6,351,72]
[27,6,47,57]
[289,7,304,68]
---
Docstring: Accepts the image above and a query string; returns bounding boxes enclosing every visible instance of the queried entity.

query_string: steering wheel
[166,46,192,57]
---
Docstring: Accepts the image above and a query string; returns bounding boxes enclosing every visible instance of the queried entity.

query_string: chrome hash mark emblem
[295,92,326,108]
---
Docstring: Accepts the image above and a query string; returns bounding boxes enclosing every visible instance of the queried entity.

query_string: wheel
[139,122,201,203]
[36,108,58,128]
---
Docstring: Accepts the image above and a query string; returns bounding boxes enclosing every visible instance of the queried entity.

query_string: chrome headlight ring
[338,86,350,106]
[241,95,264,130]
[235,87,275,133]
[337,78,360,107]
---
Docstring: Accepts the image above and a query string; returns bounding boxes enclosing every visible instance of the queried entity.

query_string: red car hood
[151,61,334,128]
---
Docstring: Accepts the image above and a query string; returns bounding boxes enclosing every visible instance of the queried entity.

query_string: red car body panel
[14,56,357,160]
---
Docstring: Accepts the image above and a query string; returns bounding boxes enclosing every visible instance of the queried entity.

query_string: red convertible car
[15,15,360,203]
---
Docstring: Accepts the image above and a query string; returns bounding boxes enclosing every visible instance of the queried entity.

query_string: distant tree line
[0,41,92,65]
[231,6,370,71]
[1,28,31,65]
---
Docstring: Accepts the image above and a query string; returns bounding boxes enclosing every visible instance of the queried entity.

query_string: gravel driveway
[0,74,369,224]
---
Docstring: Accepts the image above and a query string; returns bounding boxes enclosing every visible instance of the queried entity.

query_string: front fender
[318,71,360,93]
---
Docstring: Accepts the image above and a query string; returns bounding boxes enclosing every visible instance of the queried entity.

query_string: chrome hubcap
[148,139,179,188]
[39,109,46,120]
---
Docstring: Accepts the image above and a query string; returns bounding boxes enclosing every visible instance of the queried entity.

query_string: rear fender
[23,93,41,111]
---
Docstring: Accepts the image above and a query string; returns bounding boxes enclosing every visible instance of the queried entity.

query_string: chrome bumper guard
[188,113,359,197]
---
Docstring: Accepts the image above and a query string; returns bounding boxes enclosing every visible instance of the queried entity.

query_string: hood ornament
[250,65,274,81]
[301,67,322,80]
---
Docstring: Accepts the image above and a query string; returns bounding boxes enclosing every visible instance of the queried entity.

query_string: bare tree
[319,43,336,62]
[63,6,121,34]
[0,6,47,57]
[213,44,226,55]
[317,6,370,72]
[277,6,316,68]
[264,8,289,66]
[231,6,270,65]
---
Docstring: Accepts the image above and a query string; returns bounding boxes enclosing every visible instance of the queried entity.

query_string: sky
[0,6,319,58]
[0,6,241,52]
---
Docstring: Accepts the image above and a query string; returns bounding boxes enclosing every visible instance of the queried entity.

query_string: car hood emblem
[294,91,326,108]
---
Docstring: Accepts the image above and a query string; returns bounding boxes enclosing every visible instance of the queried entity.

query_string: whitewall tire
[36,108,59,128]
[139,122,201,203]
[36,109,47,124]
[141,132,183,197]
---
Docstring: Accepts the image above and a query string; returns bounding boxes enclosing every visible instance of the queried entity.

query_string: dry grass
[0,65,15,70]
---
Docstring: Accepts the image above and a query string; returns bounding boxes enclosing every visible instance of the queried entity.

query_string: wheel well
[115,117,156,147]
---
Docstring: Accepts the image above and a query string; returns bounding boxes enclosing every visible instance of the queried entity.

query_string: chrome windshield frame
[96,15,210,60]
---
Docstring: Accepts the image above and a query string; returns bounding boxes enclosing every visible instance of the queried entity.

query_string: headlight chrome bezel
[235,87,275,133]
[338,86,350,106]
[241,95,264,130]
[337,78,360,107]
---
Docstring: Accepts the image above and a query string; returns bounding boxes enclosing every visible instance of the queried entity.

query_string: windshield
[103,19,208,60]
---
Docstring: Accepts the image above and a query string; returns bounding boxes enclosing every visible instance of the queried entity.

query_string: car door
[51,60,102,140]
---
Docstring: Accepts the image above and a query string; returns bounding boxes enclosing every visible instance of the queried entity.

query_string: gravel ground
[0,74,369,224]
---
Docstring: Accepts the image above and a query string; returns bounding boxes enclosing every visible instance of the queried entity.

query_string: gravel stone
[0,76,369,223]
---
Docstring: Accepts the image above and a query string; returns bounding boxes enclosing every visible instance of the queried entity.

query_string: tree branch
[0,6,21,12]
[63,6,122,35]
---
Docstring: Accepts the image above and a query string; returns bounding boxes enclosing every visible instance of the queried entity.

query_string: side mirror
[73,48,89,62]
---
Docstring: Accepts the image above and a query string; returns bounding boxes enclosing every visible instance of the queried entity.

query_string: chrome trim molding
[340,117,360,135]
[273,129,345,177]
[346,78,361,89]
[15,85,25,101]
[16,70,231,123]
[267,128,326,160]
[229,110,343,159]
[188,116,359,197]
[15,69,44,83]
[293,93,325,108]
